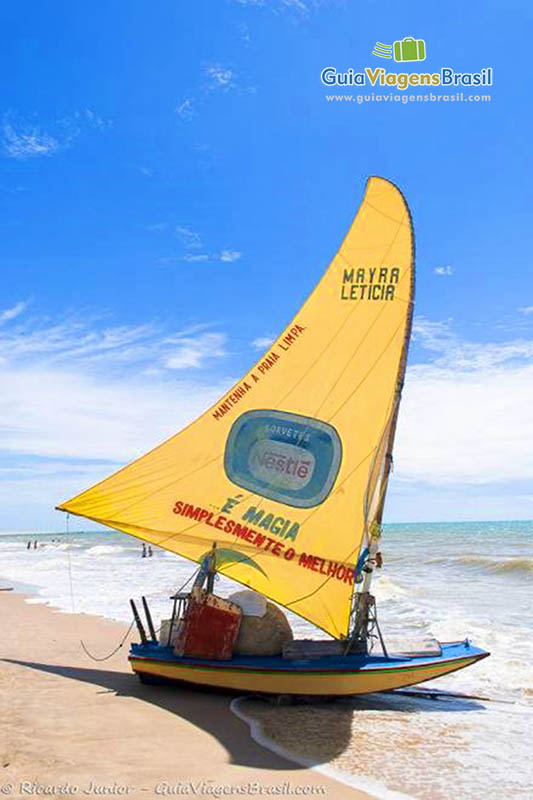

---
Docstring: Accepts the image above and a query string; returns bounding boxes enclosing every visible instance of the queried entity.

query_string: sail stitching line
[326,319,405,423]
[283,419,394,616]
[364,201,410,227]
[299,207,407,416]
[283,212,407,411]
[313,267,410,419]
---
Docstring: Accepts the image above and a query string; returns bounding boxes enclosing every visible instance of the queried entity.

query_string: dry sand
[0,590,375,800]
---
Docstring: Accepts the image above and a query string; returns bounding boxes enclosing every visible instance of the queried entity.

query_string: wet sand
[234,693,492,800]
[0,590,375,800]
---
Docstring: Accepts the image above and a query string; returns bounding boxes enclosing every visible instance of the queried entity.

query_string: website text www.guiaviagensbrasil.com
[326,92,491,104]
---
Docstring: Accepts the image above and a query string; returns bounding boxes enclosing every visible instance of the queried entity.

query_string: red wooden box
[174,591,242,660]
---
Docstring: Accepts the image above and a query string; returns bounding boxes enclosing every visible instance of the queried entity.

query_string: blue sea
[1,520,532,799]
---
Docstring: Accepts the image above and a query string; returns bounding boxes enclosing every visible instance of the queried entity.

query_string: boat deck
[130,639,487,672]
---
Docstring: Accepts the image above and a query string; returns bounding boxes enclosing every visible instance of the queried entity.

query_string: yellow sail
[57,176,414,638]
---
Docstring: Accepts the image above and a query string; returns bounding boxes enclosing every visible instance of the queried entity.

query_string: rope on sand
[77,555,200,663]
[80,619,136,662]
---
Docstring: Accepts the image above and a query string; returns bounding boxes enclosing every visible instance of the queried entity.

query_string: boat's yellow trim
[129,655,482,695]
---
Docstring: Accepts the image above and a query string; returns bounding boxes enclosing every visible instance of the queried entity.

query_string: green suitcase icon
[393,37,426,62]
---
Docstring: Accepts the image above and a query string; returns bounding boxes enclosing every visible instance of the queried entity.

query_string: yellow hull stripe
[129,655,481,695]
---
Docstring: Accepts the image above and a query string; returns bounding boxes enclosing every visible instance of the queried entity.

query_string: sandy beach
[2,524,531,800]
[0,590,376,800]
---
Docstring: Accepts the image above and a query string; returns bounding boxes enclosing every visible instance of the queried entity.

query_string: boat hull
[129,640,488,696]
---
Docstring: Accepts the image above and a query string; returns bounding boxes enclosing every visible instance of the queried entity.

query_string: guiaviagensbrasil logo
[373,37,426,63]
[320,36,493,91]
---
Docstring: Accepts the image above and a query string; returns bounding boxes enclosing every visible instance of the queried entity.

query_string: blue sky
[1,0,532,529]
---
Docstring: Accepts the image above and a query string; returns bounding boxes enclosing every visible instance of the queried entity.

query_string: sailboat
[57,177,488,695]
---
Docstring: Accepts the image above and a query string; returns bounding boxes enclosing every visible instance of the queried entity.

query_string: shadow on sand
[1,658,484,770]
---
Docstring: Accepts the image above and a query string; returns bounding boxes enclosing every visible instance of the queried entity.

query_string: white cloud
[232,0,320,12]
[238,22,252,44]
[394,318,533,487]
[160,249,243,265]
[204,63,235,92]
[2,110,112,160]
[0,300,28,325]
[179,251,242,264]
[281,0,312,10]
[1,319,157,367]
[155,225,236,260]
[200,64,256,96]
[395,360,533,486]
[0,366,227,463]
[0,312,227,372]
[220,250,242,263]
[252,335,275,350]
[175,225,203,249]
[519,306,533,315]
[0,311,232,528]
[2,123,59,159]
[81,108,112,131]
[434,265,454,276]
[0,363,230,530]
[182,253,210,263]
[412,316,533,369]
[165,332,228,369]
[0,460,121,531]
[175,98,195,121]
[177,57,256,125]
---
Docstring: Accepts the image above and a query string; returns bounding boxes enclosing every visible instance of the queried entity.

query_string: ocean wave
[373,575,408,602]
[486,557,533,575]
[84,544,126,556]
[425,554,533,576]
[45,542,81,551]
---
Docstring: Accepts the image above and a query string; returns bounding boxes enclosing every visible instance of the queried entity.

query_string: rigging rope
[79,566,201,662]
[65,512,76,614]
[80,619,136,662]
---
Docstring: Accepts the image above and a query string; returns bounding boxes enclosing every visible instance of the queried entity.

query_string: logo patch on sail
[248,439,315,491]
[224,410,342,508]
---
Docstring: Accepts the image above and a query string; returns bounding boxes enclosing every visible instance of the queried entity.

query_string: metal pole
[142,595,157,642]
[130,599,147,644]
[167,596,178,646]
[206,542,217,593]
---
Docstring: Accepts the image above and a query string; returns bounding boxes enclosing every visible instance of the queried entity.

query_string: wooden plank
[282,639,344,660]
